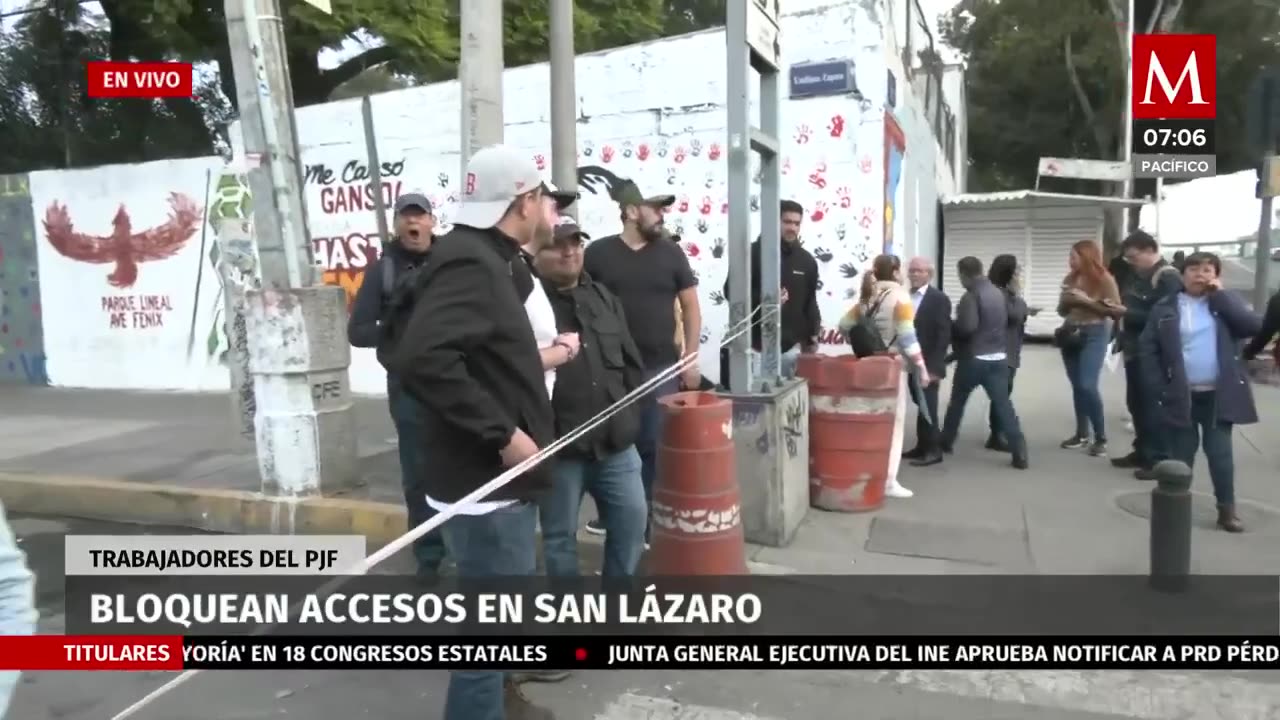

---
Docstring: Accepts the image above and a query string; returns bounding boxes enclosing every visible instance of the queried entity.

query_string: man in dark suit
[902,256,951,466]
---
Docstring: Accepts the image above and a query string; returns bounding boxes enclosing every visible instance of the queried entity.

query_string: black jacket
[1243,289,1280,360]
[346,240,430,366]
[912,286,951,378]
[387,226,556,504]
[1119,259,1183,357]
[722,238,821,353]
[1000,287,1029,369]
[545,272,644,460]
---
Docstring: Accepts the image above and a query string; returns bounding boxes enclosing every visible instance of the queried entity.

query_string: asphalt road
[7,514,1280,720]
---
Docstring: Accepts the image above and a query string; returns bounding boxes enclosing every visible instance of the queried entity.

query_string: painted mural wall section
[0,174,46,384]
[18,0,959,392]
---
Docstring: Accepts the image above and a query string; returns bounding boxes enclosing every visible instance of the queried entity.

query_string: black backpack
[375,257,427,372]
[847,289,893,358]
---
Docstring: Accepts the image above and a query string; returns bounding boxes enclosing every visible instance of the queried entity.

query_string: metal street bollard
[1149,459,1194,593]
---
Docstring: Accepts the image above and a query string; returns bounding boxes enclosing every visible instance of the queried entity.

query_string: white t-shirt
[524,270,559,399]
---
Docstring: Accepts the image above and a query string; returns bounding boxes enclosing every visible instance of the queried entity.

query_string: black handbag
[848,290,893,358]
[1054,323,1084,352]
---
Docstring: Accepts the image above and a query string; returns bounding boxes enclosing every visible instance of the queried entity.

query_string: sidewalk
[1,344,1278,574]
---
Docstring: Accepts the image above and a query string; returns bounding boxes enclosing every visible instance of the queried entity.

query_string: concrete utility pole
[224,0,357,497]
[549,0,578,218]
[725,0,782,391]
[460,0,505,177]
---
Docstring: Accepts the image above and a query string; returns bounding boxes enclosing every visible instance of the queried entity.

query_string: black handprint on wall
[812,247,833,263]
[839,262,859,279]
[711,238,725,259]
[749,195,760,211]
[700,328,711,344]
[437,173,449,188]
[695,219,708,234]
[710,290,726,305]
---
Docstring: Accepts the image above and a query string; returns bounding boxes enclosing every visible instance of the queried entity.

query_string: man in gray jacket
[938,256,1029,469]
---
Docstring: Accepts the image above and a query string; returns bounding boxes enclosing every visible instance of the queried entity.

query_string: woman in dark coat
[1137,252,1262,532]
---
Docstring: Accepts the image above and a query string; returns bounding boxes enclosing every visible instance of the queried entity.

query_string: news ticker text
[5,636,1278,672]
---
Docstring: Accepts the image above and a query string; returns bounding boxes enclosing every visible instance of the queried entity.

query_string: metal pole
[1154,176,1163,239]
[758,66,782,382]
[1256,194,1273,309]
[362,96,390,244]
[1120,0,1136,235]
[725,1,754,392]
[460,0,505,178]
[225,0,357,496]
[549,0,578,219]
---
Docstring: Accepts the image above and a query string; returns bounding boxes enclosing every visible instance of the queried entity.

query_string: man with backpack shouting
[346,192,446,580]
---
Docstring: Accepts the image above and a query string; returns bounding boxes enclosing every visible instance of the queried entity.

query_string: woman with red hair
[1056,240,1124,456]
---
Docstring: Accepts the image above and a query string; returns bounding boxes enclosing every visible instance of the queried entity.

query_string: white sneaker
[885,481,914,499]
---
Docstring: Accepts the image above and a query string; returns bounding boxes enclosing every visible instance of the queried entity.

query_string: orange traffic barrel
[648,391,746,575]
[797,354,901,512]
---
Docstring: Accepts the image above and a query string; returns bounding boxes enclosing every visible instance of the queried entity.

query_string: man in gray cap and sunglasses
[347,191,446,580]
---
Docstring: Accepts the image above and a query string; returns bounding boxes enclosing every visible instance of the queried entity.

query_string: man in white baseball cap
[388,144,565,720]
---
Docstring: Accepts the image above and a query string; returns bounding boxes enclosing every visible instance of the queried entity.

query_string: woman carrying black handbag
[1056,240,1125,456]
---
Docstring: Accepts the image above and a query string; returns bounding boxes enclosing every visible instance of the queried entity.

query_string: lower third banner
[5,636,1279,671]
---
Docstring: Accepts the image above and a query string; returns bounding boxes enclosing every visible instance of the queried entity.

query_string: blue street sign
[789,60,858,99]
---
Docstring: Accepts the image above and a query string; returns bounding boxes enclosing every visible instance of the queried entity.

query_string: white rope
[108,305,779,720]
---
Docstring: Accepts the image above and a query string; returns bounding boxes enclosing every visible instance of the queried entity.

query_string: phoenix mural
[42,193,202,288]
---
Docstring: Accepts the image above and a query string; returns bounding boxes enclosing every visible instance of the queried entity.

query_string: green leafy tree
[942,0,1280,194]
[0,0,729,172]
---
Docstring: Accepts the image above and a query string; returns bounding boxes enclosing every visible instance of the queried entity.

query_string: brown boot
[504,677,556,720]
[1216,504,1244,533]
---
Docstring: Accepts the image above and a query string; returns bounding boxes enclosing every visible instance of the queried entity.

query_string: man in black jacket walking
[533,220,648,578]
[388,145,557,720]
[902,256,950,466]
[721,199,821,383]
[346,192,445,579]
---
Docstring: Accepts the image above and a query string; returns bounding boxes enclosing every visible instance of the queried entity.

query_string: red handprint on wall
[828,115,845,138]
[708,143,722,161]
[674,146,687,163]
[699,196,713,215]
[858,207,875,229]
[533,154,546,171]
[601,145,615,163]
[808,161,828,190]
[677,196,690,213]
[637,143,651,161]
[810,201,828,222]
[836,187,851,209]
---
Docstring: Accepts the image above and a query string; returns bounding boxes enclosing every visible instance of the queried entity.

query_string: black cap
[394,193,432,214]
[553,219,590,243]
[613,180,675,209]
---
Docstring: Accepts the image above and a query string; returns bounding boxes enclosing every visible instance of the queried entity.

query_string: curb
[0,473,799,574]
[0,473,409,549]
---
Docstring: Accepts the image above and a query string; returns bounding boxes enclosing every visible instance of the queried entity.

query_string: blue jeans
[636,369,680,540]
[0,502,36,718]
[941,358,1026,452]
[388,382,447,575]
[540,446,646,577]
[1166,391,1235,505]
[1061,322,1111,441]
[440,502,538,720]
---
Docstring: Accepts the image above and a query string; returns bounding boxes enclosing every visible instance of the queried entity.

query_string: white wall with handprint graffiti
[21,0,960,393]
[241,0,919,390]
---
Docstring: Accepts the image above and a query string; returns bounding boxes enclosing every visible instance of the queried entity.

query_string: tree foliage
[942,0,1280,193]
[0,0,727,173]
